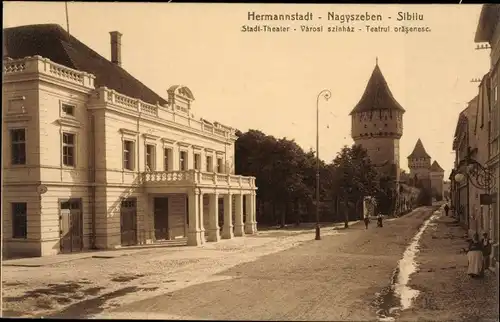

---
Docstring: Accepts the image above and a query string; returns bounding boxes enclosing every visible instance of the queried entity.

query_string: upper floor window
[206,155,213,172]
[10,128,26,165]
[194,153,201,170]
[62,132,76,167]
[61,103,75,117]
[164,148,172,171]
[145,144,156,171]
[180,151,188,171]
[12,202,27,239]
[217,158,224,173]
[123,140,135,170]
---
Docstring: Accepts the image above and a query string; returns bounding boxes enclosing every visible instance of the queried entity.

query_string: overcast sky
[3,2,490,178]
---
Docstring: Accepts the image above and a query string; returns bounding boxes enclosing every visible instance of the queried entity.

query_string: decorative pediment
[216,150,225,156]
[192,145,204,151]
[119,128,139,136]
[161,138,176,145]
[205,148,214,153]
[57,118,82,128]
[142,133,160,141]
[178,142,191,148]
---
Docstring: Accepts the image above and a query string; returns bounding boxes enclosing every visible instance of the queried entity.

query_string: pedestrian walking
[377,213,383,227]
[467,233,484,278]
[481,232,492,276]
[444,203,450,217]
[364,216,370,229]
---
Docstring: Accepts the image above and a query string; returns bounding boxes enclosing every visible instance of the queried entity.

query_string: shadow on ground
[2,273,157,318]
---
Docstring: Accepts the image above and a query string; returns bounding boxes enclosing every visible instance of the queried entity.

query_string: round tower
[350,59,405,182]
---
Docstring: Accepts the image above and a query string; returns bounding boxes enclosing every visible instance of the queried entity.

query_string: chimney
[109,31,122,67]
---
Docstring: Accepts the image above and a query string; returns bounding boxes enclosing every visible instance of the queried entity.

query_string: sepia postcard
[1,1,499,320]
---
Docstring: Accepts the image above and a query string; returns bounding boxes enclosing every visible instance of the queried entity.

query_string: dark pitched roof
[349,62,406,115]
[430,161,444,173]
[474,4,500,43]
[408,139,431,159]
[3,24,168,106]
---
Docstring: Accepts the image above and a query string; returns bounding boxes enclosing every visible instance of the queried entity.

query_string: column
[244,193,256,234]
[207,193,220,242]
[234,193,245,237]
[222,193,234,239]
[252,192,258,233]
[198,192,206,244]
[187,190,202,246]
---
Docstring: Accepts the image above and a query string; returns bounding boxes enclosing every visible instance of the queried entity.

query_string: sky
[3,2,491,178]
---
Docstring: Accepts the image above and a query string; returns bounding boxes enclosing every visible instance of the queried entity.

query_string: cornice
[57,117,82,128]
[119,128,139,136]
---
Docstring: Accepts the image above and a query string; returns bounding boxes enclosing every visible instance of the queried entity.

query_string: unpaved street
[3,207,437,320]
[96,207,436,321]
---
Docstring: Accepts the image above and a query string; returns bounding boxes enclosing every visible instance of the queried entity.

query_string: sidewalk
[398,215,499,321]
[2,221,358,318]
[2,221,358,268]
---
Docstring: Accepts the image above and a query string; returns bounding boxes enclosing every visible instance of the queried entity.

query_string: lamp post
[315,89,332,241]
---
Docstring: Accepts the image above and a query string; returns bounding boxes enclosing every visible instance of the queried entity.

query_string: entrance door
[60,199,83,253]
[120,198,137,246]
[154,197,169,240]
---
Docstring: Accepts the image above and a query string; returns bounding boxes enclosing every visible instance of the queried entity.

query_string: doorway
[59,199,83,253]
[120,198,137,246]
[154,197,169,240]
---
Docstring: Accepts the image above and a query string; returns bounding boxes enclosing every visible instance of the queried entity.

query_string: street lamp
[453,147,495,191]
[315,89,332,241]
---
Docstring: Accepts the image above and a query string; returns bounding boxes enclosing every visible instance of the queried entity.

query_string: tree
[234,131,387,227]
[330,145,380,228]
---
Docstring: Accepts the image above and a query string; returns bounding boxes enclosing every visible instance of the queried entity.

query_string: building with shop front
[2,24,257,258]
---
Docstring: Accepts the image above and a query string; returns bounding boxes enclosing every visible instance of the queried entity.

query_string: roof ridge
[4,24,168,106]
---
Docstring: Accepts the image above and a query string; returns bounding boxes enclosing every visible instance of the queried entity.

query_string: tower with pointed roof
[430,161,445,198]
[407,139,446,199]
[407,138,432,179]
[350,60,405,183]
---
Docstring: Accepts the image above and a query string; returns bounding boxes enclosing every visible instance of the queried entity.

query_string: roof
[474,73,490,134]
[452,97,478,150]
[349,62,406,115]
[3,24,168,106]
[430,161,444,173]
[474,4,500,43]
[407,139,431,159]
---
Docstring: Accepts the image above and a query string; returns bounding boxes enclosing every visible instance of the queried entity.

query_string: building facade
[451,97,478,230]
[473,4,500,274]
[349,60,405,186]
[2,24,257,258]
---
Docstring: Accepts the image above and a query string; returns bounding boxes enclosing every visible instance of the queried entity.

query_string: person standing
[444,203,450,217]
[481,232,492,276]
[467,233,484,278]
[377,213,383,227]
[364,215,370,229]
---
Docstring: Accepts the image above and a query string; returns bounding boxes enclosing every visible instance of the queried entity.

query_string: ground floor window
[12,202,27,239]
